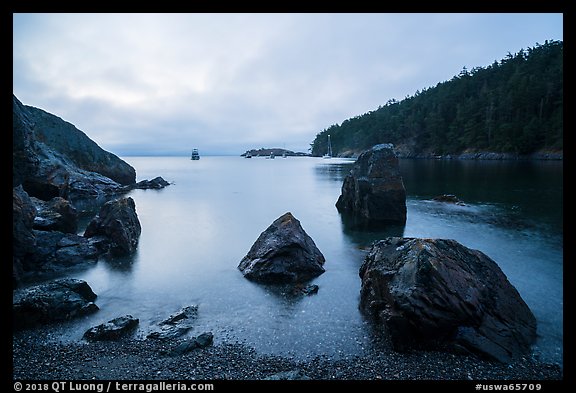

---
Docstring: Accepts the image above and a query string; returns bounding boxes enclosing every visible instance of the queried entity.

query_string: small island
[241,148,310,158]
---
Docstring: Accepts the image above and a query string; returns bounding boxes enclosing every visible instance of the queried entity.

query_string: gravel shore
[13,326,562,382]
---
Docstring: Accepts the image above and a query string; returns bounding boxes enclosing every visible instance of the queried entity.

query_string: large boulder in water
[359,237,537,363]
[238,212,325,283]
[336,144,406,226]
[84,197,141,257]
[13,278,99,330]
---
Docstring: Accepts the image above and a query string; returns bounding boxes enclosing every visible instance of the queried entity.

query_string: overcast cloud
[13,13,563,156]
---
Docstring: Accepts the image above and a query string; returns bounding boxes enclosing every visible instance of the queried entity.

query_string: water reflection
[339,213,405,248]
[313,160,354,182]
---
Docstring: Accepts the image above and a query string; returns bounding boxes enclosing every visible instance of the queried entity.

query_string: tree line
[310,40,563,157]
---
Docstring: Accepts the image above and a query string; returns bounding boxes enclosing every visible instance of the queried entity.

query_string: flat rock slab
[13,278,99,330]
[84,315,139,341]
[169,332,214,356]
[147,306,198,340]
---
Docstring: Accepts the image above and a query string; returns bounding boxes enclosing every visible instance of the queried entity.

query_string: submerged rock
[84,197,141,257]
[238,212,325,283]
[359,237,536,363]
[84,315,139,341]
[336,144,407,227]
[13,278,99,330]
[432,194,465,205]
[130,176,171,190]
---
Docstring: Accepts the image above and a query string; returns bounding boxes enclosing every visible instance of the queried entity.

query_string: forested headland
[310,40,562,159]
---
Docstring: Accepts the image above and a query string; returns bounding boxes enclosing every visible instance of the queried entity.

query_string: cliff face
[23,103,135,185]
[12,95,136,200]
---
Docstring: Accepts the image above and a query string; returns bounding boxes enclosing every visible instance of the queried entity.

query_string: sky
[13,13,563,156]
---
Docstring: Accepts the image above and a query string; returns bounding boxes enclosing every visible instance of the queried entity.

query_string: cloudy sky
[13,13,563,156]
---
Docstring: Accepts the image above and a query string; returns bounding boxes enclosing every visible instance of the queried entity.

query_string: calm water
[57,156,562,366]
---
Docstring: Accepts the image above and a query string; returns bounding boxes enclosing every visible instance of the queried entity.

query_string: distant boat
[245,152,252,158]
[269,152,275,159]
[323,134,332,159]
[191,148,200,160]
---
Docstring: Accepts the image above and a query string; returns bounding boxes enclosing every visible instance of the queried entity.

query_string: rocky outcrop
[238,212,325,283]
[13,185,37,283]
[83,315,139,341]
[32,196,78,233]
[130,176,170,190]
[13,278,99,330]
[24,102,135,186]
[28,230,100,271]
[147,306,198,340]
[359,237,537,363]
[336,144,407,227]
[13,95,135,201]
[84,197,141,257]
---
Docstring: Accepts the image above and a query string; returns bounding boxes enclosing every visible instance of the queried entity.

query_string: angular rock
[359,237,537,363]
[147,305,198,340]
[32,196,78,233]
[13,278,99,330]
[336,144,407,226]
[238,212,325,283]
[169,332,214,356]
[84,315,139,341]
[84,197,141,256]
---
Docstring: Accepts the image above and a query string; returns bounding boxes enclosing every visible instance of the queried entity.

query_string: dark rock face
[238,212,325,283]
[32,196,78,233]
[147,306,198,340]
[13,186,37,276]
[84,197,141,257]
[13,95,135,201]
[13,278,99,330]
[24,103,135,186]
[84,315,139,341]
[336,144,407,226]
[29,230,99,271]
[359,237,537,363]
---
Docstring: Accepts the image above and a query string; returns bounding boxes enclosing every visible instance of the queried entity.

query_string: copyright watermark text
[13,382,214,393]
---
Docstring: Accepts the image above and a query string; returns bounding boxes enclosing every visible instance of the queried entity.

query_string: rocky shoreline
[13,325,562,381]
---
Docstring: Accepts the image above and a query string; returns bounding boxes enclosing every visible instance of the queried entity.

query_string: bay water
[58,156,562,366]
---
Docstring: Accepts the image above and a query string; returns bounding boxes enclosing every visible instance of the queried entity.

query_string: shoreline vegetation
[13,325,562,381]
[310,41,563,160]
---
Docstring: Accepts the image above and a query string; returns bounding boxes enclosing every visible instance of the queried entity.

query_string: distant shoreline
[335,150,563,161]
